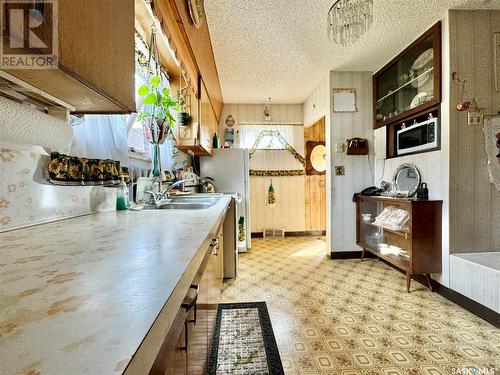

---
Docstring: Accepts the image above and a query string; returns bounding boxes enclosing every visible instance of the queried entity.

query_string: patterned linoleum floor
[220,237,500,375]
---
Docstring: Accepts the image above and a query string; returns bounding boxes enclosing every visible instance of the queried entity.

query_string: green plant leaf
[143,93,157,105]
[149,76,161,88]
[138,85,150,96]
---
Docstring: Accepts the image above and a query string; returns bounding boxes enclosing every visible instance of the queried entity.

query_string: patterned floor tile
[220,237,500,374]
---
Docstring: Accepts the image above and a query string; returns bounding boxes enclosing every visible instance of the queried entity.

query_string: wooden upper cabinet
[177,78,219,156]
[172,0,223,121]
[2,0,136,114]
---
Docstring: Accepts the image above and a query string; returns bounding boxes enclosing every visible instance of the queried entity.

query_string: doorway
[304,116,326,233]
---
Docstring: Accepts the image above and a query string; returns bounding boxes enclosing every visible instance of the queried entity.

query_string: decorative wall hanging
[250,170,304,177]
[452,72,472,111]
[249,130,305,165]
[327,0,373,47]
[306,141,326,175]
[225,114,235,127]
[483,116,500,191]
[333,88,357,112]
[224,128,235,147]
[267,179,276,208]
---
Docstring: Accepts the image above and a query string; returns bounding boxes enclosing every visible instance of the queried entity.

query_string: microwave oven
[396,117,438,156]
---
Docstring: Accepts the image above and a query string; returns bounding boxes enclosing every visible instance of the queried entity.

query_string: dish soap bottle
[116,175,129,210]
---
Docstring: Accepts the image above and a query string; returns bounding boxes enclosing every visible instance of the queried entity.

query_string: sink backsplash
[0,148,115,232]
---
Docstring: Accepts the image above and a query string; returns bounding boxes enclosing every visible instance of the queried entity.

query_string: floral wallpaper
[0,148,115,232]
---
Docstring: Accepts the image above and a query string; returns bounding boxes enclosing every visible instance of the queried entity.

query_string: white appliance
[200,149,251,252]
[396,116,438,155]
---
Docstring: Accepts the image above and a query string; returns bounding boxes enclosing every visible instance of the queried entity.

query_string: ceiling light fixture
[264,97,272,121]
[327,0,374,47]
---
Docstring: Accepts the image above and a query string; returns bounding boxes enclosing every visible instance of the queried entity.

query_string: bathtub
[450,252,500,313]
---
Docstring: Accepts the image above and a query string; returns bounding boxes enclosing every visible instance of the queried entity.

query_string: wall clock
[187,0,205,28]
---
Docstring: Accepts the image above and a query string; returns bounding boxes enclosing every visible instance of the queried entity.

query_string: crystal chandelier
[327,0,374,47]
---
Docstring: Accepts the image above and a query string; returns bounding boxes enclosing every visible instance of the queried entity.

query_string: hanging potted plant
[177,87,191,127]
[137,75,179,179]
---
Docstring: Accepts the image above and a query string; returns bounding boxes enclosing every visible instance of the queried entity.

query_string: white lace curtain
[238,123,304,156]
[69,115,129,166]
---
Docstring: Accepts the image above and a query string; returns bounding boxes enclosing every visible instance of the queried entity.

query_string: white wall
[302,72,374,253]
[218,103,306,233]
[0,146,115,232]
[303,74,330,127]
[330,71,375,253]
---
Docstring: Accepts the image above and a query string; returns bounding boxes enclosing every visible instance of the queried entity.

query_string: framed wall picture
[333,88,356,112]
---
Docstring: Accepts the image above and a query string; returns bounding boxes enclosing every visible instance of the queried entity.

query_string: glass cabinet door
[358,198,412,270]
[374,22,441,128]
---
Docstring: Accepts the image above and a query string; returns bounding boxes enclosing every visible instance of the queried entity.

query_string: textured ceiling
[205,0,500,103]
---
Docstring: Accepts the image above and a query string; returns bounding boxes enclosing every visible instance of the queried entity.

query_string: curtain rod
[238,122,303,126]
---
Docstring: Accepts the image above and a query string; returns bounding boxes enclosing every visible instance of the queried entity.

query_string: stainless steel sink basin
[156,202,215,210]
[170,193,223,202]
[136,193,222,210]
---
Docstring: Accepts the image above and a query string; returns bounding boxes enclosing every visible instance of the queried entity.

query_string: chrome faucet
[144,178,195,206]
[161,178,195,199]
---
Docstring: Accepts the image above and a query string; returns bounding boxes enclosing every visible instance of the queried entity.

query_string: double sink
[141,193,223,210]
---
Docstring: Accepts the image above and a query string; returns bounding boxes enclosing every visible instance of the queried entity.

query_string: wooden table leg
[425,274,433,292]
[406,272,411,293]
[361,248,365,262]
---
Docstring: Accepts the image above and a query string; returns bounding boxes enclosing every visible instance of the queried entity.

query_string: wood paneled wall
[448,10,500,254]
[304,117,326,231]
[250,176,306,232]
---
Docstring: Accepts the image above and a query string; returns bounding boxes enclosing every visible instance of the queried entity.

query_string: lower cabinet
[150,224,225,375]
[149,306,188,375]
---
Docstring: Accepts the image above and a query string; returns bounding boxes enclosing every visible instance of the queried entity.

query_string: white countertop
[0,195,231,375]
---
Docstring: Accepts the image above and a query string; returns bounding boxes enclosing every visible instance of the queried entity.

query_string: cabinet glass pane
[376,34,434,125]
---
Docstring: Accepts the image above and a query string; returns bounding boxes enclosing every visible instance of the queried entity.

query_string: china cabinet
[373,22,441,129]
[355,195,442,292]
